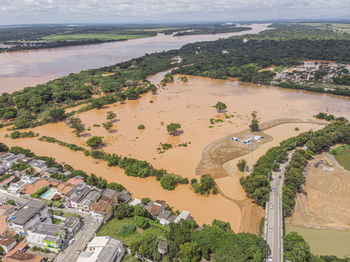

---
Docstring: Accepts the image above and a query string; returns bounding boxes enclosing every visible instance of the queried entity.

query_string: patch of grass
[52,218,63,225]
[97,217,165,246]
[259,217,265,238]
[331,145,350,170]
[44,34,147,41]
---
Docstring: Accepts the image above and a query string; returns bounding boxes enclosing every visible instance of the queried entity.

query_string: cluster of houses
[0,151,192,261]
[272,61,350,85]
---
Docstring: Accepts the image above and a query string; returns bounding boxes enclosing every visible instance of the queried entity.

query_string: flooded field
[0,24,269,93]
[1,75,349,232]
[286,224,350,257]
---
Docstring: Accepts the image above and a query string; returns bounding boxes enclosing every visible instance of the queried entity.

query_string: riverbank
[0,23,270,93]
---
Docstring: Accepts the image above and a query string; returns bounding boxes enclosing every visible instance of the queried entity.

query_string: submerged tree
[249,111,260,132]
[106,111,117,121]
[214,102,227,112]
[102,121,113,132]
[167,122,181,136]
[86,136,104,148]
[67,117,85,137]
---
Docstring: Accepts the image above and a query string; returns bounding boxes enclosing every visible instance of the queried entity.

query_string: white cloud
[0,0,349,24]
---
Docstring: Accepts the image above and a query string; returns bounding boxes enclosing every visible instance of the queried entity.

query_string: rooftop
[78,236,124,262]
[101,188,118,200]
[66,177,84,186]
[21,179,50,195]
[28,222,64,237]
[3,250,43,262]
[64,216,80,230]
[11,200,46,226]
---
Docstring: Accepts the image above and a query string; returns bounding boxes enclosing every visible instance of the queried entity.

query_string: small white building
[129,198,141,206]
[77,236,125,262]
[174,211,191,223]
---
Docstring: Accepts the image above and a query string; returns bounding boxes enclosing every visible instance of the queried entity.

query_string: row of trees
[282,149,312,217]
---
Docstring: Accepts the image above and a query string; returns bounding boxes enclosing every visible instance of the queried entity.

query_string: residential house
[64,216,81,234]
[77,236,125,262]
[117,190,131,203]
[129,198,141,206]
[21,179,50,196]
[8,200,50,234]
[91,189,118,221]
[3,249,44,262]
[28,160,47,172]
[8,177,39,195]
[157,210,176,226]
[26,222,66,252]
[0,154,25,169]
[157,241,168,255]
[174,210,191,223]
[0,234,17,253]
[65,182,91,209]
[76,188,102,213]
[149,200,165,217]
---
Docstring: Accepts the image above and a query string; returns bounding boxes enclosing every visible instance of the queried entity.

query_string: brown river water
[1,75,349,232]
[0,24,269,93]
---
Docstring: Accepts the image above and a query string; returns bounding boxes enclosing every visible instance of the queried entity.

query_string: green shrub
[135,216,150,229]
[120,223,136,236]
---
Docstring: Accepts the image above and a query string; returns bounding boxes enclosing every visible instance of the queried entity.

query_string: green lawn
[331,145,350,171]
[97,217,165,246]
[44,34,147,41]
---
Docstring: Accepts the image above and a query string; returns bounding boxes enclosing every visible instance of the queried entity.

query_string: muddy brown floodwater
[1,75,349,233]
[0,24,269,93]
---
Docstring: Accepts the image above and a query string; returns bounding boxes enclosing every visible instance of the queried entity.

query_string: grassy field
[97,217,165,246]
[44,33,147,41]
[331,145,350,170]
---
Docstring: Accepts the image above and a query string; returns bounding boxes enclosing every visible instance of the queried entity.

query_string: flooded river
[286,224,350,257]
[0,24,269,93]
[1,75,349,232]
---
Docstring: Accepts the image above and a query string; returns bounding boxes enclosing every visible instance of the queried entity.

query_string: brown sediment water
[0,24,270,93]
[285,224,350,257]
[0,75,349,232]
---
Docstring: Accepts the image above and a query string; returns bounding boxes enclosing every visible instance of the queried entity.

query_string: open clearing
[288,152,350,231]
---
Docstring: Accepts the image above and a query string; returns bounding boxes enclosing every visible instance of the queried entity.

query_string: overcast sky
[0,0,349,25]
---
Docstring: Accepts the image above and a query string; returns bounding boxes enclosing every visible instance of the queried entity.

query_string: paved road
[266,151,294,262]
[53,208,101,262]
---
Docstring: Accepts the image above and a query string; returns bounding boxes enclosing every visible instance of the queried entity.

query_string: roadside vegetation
[240,117,350,207]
